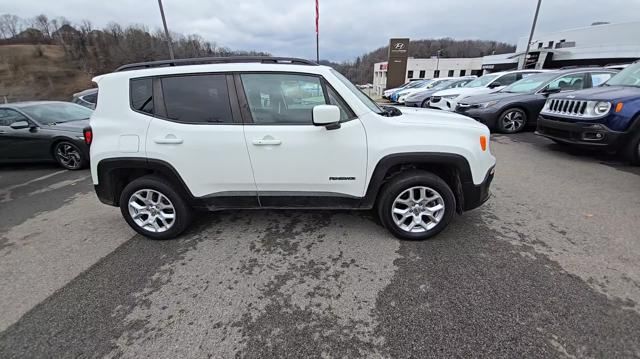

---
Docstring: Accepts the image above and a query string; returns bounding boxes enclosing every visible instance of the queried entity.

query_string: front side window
[547,73,585,91]
[130,78,153,115]
[0,108,29,126]
[241,73,352,125]
[161,75,233,123]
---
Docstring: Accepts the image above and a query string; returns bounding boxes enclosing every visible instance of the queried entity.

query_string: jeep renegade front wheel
[119,176,193,240]
[378,171,455,240]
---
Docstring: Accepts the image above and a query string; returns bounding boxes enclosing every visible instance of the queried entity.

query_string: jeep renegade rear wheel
[378,171,455,240]
[120,176,193,240]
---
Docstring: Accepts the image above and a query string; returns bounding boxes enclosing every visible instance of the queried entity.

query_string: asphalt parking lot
[1,132,640,358]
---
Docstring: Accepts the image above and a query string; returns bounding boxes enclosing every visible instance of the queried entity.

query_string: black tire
[420,98,430,108]
[624,131,640,165]
[377,170,456,241]
[119,175,193,240]
[53,141,87,170]
[497,108,527,134]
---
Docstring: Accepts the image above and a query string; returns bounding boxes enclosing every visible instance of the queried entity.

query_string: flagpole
[315,0,319,63]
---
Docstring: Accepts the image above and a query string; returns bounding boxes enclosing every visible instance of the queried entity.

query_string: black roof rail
[115,56,318,72]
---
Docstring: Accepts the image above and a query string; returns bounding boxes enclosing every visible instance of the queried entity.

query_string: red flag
[315,0,319,34]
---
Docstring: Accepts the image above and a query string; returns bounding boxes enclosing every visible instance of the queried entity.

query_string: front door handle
[154,135,183,144]
[252,138,281,146]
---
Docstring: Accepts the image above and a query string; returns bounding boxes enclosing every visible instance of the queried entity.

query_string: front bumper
[461,166,495,211]
[536,116,625,148]
[455,106,501,128]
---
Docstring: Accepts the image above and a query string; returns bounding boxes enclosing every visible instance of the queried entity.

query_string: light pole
[157,0,175,60]
[435,50,442,77]
[522,0,542,69]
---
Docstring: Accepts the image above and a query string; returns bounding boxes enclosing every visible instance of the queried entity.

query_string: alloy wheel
[391,186,445,233]
[128,189,176,233]
[501,110,525,133]
[55,143,82,170]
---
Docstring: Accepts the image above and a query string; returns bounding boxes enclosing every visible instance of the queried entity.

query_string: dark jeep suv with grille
[536,61,640,164]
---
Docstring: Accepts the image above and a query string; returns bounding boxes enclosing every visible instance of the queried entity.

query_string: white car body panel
[91,63,495,201]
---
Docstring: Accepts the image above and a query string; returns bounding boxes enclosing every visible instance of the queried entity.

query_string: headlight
[480,100,499,108]
[442,94,459,100]
[594,101,611,115]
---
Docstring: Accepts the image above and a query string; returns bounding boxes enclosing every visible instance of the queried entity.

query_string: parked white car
[87,57,495,241]
[396,76,476,104]
[429,70,546,111]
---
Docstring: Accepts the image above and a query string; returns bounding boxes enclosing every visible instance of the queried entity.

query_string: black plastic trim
[360,152,475,209]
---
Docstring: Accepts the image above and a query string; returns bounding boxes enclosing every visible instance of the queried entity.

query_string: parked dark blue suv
[536,61,640,164]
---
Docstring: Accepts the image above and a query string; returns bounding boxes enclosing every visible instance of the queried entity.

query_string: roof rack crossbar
[115,56,318,72]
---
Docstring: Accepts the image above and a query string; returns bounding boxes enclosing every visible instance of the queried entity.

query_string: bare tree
[33,14,51,38]
[0,14,22,38]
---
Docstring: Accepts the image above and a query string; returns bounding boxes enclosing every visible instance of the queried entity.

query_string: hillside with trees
[0,13,515,101]
[0,13,269,101]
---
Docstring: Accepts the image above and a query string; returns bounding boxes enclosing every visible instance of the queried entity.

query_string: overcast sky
[3,0,640,61]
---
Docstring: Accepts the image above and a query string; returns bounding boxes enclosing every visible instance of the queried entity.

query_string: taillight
[83,127,93,146]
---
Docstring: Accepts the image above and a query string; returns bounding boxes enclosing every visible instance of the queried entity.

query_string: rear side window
[160,75,232,123]
[130,78,153,115]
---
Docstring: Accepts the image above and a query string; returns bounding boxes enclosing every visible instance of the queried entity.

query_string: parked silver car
[71,88,98,109]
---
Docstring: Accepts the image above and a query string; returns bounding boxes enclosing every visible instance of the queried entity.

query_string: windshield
[605,62,640,87]
[405,80,430,89]
[431,80,454,90]
[20,102,93,125]
[330,69,383,114]
[465,74,500,88]
[502,73,558,93]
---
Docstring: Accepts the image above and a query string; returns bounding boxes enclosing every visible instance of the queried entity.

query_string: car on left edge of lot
[72,88,98,109]
[455,68,618,133]
[0,101,92,170]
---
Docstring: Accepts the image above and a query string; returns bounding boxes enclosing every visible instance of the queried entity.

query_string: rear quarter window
[130,78,153,115]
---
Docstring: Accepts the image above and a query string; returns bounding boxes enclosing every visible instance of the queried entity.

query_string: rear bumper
[536,116,625,148]
[461,166,495,211]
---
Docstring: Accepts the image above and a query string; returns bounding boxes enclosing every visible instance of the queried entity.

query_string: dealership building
[373,21,640,96]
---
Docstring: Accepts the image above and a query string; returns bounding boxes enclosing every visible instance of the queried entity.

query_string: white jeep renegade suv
[86,57,495,241]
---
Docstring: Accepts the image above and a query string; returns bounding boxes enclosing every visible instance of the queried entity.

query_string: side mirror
[312,105,341,130]
[488,82,503,89]
[10,120,31,130]
[542,87,562,96]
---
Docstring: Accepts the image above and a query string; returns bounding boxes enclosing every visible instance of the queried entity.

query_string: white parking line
[0,170,67,203]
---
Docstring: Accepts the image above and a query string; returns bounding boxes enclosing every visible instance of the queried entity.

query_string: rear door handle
[252,139,281,146]
[154,135,183,144]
